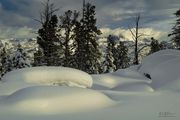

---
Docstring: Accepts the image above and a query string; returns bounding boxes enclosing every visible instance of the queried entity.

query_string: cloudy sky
[0,0,180,40]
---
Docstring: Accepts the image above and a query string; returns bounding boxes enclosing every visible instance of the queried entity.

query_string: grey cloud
[0,0,180,39]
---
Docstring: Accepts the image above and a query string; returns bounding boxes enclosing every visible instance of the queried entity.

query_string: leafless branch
[33,18,43,25]
[128,28,136,38]
[137,44,150,53]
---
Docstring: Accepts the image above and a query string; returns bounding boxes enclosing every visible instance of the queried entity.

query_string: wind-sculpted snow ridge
[2,67,93,88]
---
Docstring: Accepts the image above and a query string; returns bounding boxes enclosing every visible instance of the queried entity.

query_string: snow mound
[139,49,180,74]
[0,86,114,114]
[2,67,93,88]
[139,49,180,90]
[151,57,180,89]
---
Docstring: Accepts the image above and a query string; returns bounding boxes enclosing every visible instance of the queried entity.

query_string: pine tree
[37,15,59,66]
[33,48,44,66]
[0,47,8,77]
[59,10,79,67]
[169,9,180,49]
[35,0,60,66]
[73,20,85,70]
[149,37,161,54]
[114,41,130,69]
[11,44,31,69]
[74,1,102,74]
[104,35,116,73]
[0,42,13,78]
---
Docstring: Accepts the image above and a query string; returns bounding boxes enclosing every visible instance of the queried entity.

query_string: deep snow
[0,86,113,114]
[0,49,180,120]
[139,49,180,90]
[0,67,92,95]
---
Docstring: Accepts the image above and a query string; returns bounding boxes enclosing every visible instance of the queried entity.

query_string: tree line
[33,0,131,74]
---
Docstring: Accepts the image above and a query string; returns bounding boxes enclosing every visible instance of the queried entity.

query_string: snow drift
[150,57,180,90]
[139,49,180,74]
[0,86,114,114]
[2,67,93,88]
[92,68,153,92]
[139,49,180,90]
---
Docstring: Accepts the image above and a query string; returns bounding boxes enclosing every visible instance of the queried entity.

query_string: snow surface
[2,67,92,90]
[0,86,114,114]
[0,50,180,120]
[92,68,152,92]
[139,49,180,90]
[150,57,180,90]
[139,49,180,74]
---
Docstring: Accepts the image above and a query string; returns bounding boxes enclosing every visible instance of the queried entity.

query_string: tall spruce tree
[104,35,116,73]
[59,10,79,67]
[35,0,60,66]
[74,0,102,74]
[114,41,130,70]
[169,9,180,49]
[73,19,85,70]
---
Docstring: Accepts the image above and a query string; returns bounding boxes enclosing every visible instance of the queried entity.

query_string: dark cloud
[0,0,179,39]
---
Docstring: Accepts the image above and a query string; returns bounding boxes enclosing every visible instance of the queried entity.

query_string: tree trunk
[134,15,140,65]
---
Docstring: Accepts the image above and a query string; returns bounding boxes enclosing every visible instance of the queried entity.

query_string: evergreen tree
[169,9,180,49]
[59,10,79,67]
[103,35,130,72]
[114,41,130,70]
[0,47,9,77]
[33,48,44,66]
[73,20,85,70]
[0,42,13,78]
[104,35,116,73]
[74,1,102,74]
[37,15,59,66]
[11,44,31,69]
[149,37,161,54]
[35,0,60,66]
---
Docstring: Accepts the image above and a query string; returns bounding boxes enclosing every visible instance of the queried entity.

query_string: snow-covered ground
[0,67,92,96]
[0,49,180,120]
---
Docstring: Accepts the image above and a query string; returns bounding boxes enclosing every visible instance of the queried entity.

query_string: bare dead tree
[129,14,150,65]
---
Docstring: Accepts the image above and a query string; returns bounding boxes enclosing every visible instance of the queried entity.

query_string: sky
[0,0,180,40]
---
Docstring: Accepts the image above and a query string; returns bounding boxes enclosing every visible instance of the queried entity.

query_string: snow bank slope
[0,86,113,114]
[92,68,153,92]
[139,49,180,90]
[139,49,180,74]
[2,67,93,88]
[151,57,180,89]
